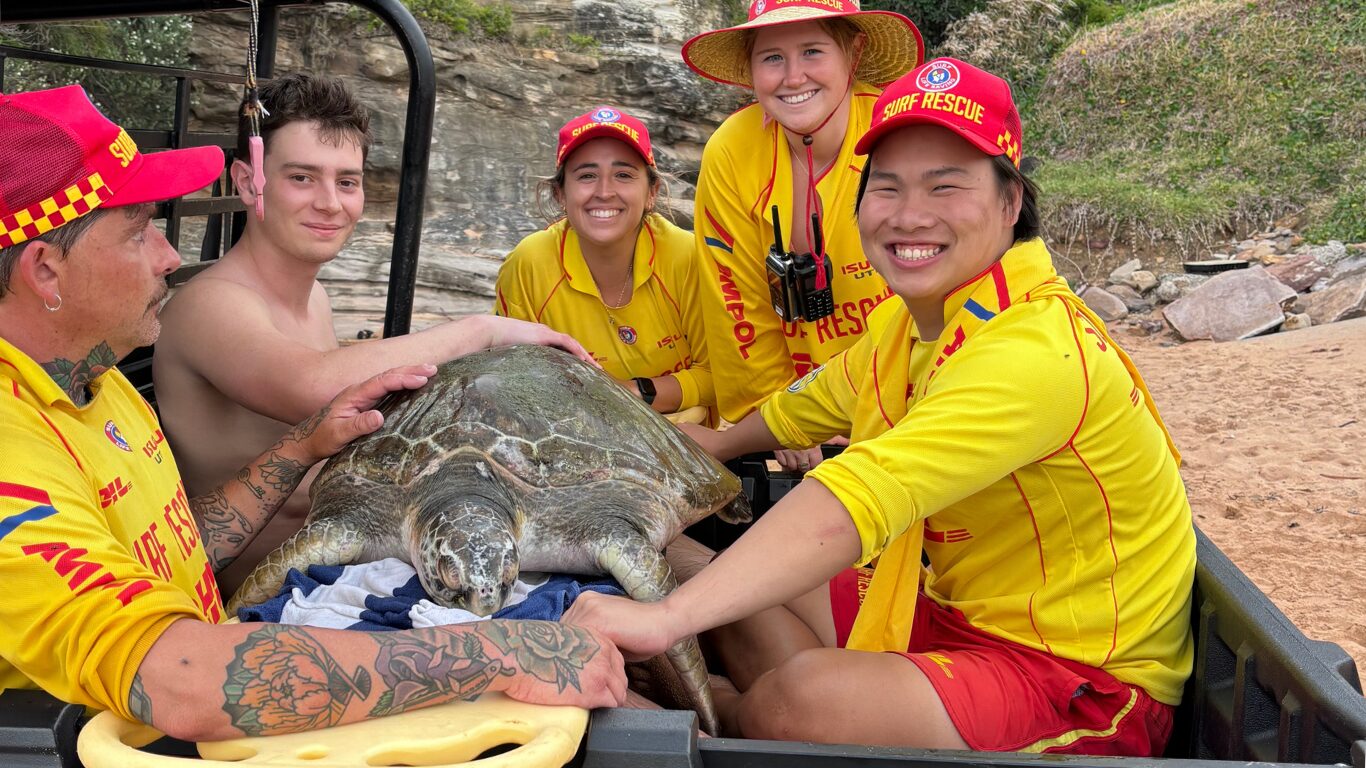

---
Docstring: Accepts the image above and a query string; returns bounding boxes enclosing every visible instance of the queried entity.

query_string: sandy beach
[1121,317,1366,678]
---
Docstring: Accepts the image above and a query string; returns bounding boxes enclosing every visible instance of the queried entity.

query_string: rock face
[188,3,743,334]
[1162,267,1296,342]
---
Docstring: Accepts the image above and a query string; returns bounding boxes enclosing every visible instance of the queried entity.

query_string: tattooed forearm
[128,673,154,725]
[39,342,118,406]
[190,486,250,572]
[219,622,601,737]
[190,436,313,571]
[259,452,307,492]
[223,624,373,736]
[368,629,513,717]
[483,620,598,694]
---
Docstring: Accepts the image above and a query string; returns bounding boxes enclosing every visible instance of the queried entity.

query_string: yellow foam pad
[77,693,588,768]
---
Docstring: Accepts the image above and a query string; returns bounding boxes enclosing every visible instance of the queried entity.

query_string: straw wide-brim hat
[683,0,924,89]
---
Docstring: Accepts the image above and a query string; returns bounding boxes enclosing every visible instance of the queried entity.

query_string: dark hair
[853,151,1041,244]
[0,207,111,297]
[237,73,372,161]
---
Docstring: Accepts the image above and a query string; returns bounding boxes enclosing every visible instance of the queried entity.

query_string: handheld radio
[765,205,835,322]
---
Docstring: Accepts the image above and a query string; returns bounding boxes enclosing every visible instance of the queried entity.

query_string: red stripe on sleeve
[703,208,735,249]
[0,482,52,505]
[1010,472,1055,654]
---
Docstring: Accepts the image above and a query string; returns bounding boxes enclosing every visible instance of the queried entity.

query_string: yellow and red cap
[0,84,223,249]
[855,57,1022,167]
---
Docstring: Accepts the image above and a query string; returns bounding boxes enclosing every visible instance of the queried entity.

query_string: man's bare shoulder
[160,264,271,335]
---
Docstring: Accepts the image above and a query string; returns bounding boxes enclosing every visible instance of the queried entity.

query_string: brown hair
[237,73,372,161]
[740,17,865,81]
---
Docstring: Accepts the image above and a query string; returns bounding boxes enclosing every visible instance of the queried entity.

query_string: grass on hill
[1025,0,1366,259]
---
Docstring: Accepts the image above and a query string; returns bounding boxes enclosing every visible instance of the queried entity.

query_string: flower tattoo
[223,625,372,736]
[482,621,598,694]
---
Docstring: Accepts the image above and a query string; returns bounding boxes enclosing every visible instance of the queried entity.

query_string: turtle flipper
[226,518,367,615]
[595,528,719,735]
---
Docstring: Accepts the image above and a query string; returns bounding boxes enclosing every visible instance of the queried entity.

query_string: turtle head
[414,500,519,616]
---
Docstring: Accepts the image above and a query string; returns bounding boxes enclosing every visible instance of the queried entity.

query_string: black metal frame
[0,0,434,338]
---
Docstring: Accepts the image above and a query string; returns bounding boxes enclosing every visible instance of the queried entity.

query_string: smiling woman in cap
[686,0,922,469]
[566,59,1195,755]
[495,107,714,422]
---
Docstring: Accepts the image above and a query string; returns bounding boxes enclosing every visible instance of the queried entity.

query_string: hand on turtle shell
[476,315,601,368]
[291,364,436,463]
[562,591,678,663]
[497,622,630,709]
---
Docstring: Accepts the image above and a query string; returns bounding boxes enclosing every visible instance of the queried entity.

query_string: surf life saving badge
[104,420,132,451]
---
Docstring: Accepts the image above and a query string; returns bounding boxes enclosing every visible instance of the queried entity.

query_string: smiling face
[857,124,1021,330]
[748,20,860,135]
[556,137,657,252]
[239,119,365,266]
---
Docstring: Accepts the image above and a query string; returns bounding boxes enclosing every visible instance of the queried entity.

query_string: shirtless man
[154,73,592,594]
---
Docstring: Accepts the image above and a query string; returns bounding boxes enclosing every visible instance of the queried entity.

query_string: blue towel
[238,558,624,631]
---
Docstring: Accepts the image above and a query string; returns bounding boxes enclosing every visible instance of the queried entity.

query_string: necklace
[603,260,634,326]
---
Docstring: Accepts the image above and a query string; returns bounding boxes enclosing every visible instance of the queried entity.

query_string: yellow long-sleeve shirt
[0,336,221,718]
[761,239,1195,705]
[694,83,896,423]
[495,213,713,412]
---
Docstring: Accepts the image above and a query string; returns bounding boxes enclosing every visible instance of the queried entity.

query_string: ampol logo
[617,325,638,345]
[918,60,960,92]
[104,420,132,452]
[592,107,620,124]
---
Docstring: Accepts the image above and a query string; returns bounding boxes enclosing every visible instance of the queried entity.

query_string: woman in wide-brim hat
[686,0,922,469]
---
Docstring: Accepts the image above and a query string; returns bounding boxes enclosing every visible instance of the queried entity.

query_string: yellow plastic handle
[77,693,588,768]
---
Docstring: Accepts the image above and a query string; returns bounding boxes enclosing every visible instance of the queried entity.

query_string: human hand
[476,315,600,368]
[494,621,628,709]
[561,592,678,663]
[774,445,824,474]
[290,364,435,463]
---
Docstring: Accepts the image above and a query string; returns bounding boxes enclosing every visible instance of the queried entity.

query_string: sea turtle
[228,344,750,733]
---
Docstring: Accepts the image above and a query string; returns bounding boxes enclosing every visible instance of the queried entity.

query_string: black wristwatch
[633,377,657,405]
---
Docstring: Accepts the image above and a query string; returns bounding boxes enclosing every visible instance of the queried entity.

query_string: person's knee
[736,648,833,740]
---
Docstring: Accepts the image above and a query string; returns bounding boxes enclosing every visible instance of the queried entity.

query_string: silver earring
[44,293,62,312]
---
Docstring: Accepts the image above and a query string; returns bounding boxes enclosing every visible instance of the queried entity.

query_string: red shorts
[830,568,1174,756]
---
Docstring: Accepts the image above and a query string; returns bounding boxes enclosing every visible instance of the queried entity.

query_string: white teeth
[893,246,943,262]
[780,90,816,104]
[588,209,621,219]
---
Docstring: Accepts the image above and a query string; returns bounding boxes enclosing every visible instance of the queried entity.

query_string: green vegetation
[400,0,514,39]
[566,33,601,54]
[867,0,989,49]
[1027,0,1366,251]
[0,17,190,129]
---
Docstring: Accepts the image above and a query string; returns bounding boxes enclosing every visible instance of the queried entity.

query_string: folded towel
[237,557,624,630]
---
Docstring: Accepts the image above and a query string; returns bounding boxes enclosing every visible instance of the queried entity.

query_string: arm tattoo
[368,629,513,718]
[235,466,266,500]
[259,452,307,493]
[39,342,118,406]
[223,624,372,737]
[482,621,598,694]
[128,673,153,725]
[190,486,249,572]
